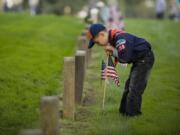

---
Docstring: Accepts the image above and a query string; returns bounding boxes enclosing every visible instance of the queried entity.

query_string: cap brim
[88,40,95,49]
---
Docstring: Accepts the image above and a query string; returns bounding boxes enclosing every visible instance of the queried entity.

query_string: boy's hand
[104,45,115,56]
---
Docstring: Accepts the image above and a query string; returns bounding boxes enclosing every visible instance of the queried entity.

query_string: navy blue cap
[87,23,106,49]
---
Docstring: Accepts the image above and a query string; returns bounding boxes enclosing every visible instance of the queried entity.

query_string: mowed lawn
[0,13,84,135]
[61,19,180,135]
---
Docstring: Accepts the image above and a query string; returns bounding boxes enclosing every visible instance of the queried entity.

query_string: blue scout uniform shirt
[109,29,151,64]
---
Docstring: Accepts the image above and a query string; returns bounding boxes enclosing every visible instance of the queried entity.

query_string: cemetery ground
[0,13,84,135]
[0,13,180,135]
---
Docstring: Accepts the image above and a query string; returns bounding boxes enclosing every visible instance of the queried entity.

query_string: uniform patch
[116,39,126,46]
[118,44,125,52]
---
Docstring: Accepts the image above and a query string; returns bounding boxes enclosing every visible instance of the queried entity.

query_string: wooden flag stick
[102,55,109,110]
[102,79,107,110]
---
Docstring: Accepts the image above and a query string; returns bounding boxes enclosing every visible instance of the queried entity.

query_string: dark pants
[119,50,155,116]
[156,12,165,19]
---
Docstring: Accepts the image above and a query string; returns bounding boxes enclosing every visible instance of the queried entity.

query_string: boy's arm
[113,35,133,63]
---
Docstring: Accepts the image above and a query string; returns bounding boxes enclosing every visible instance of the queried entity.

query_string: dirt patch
[82,88,96,106]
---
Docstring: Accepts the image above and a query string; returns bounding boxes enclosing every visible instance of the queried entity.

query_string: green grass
[61,19,180,135]
[0,13,84,135]
[0,13,180,135]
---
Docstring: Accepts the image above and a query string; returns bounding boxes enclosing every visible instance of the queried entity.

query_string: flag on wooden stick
[101,56,120,87]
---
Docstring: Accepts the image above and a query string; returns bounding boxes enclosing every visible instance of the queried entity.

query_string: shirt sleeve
[114,34,133,63]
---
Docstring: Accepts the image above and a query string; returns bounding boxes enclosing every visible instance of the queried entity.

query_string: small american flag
[101,56,120,87]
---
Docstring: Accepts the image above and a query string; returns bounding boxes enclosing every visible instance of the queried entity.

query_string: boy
[87,23,154,116]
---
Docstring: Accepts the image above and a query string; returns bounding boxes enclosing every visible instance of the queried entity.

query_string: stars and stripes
[101,60,107,80]
[101,56,120,87]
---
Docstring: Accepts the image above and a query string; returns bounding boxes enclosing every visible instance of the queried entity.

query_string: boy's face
[93,31,108,47]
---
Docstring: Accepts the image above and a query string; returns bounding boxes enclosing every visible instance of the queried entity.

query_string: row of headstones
[63,27,91,119]
[19,23,92,135]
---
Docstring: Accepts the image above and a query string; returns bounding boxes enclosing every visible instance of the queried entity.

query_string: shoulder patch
[116,39,126,46]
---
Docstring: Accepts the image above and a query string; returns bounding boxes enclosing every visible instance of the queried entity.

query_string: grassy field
[61,19,180,135]
[0,13,84,135]
[0,13,180,135]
